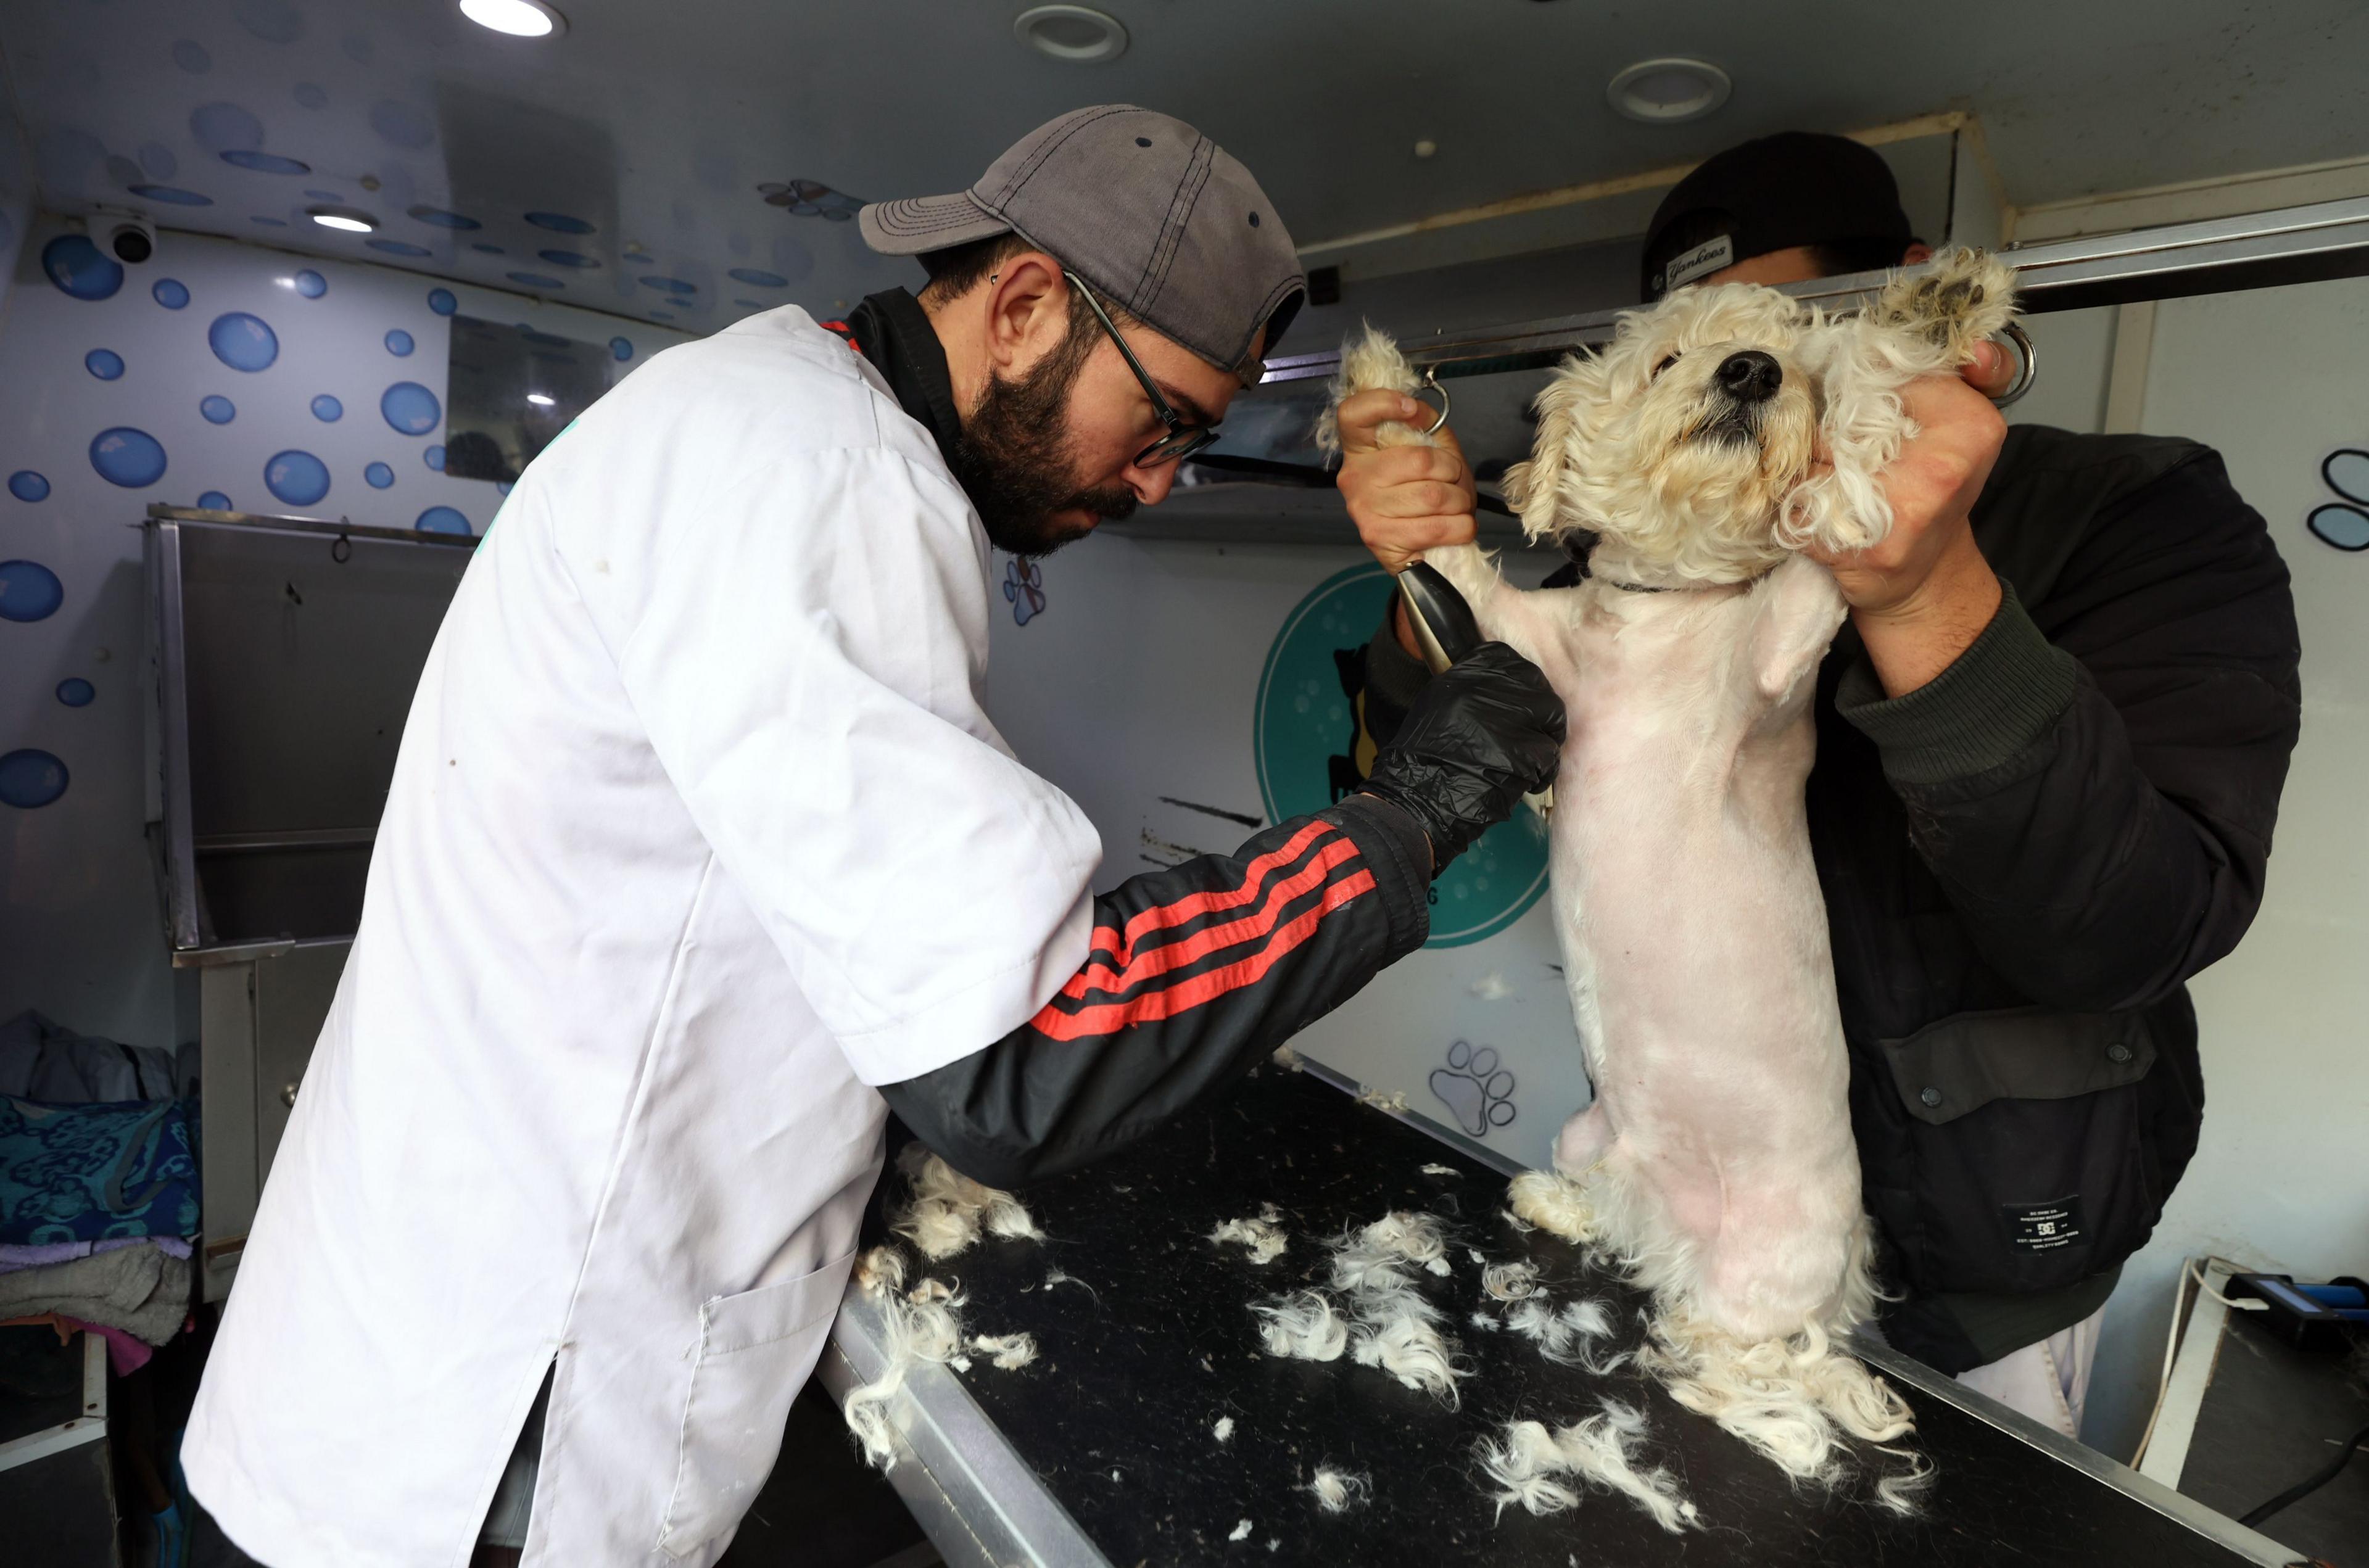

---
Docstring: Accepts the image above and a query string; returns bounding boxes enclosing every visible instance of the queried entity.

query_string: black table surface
[877,1067,2279,1567]
[2179,1303,2369,1563]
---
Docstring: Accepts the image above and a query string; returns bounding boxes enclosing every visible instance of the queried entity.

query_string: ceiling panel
[3,0,2361,334]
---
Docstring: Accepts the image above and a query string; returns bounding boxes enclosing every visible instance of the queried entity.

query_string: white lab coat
[183,308,1101,1566]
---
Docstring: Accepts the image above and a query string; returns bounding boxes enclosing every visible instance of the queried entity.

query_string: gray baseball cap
[860,104,1304,383]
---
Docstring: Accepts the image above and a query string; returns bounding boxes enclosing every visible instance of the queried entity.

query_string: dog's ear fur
[1502,353,1607,543]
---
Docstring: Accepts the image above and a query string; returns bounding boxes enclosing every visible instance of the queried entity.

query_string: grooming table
[818,1065,2303,1567]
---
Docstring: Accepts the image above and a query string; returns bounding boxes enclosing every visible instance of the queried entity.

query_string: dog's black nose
[1716,350,1782,402]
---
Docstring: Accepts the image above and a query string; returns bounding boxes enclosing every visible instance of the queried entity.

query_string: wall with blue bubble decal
[0,215,689,1043]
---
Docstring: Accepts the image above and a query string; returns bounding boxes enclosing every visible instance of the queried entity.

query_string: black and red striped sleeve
[875,794,1431,1187]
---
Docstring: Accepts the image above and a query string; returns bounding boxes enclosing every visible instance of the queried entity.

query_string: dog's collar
[1603,567,1777,595]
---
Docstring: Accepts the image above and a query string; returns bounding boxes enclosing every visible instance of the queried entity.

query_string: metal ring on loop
[1412,366,1452,437]
[330,532,353,564]
[1988,320,2038,408]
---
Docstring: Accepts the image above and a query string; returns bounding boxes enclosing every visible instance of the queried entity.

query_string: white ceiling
[4,0,2363,334]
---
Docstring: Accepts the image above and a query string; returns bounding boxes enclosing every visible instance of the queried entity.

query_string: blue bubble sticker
[57,678,96,707]
[198,490,232,510]
[471,242,505,255]
[364,461,395,489]
[310,394,343,422]
[407,205,480,230]
[0,559,65,621]
[201,395,237,424]
[642,276,695,295]
[90,427,169,489]
[415,505,471,535]
[381,381,441,435]
[2309,504,2369,552]
[293,268,326,297]
[728,268,789,288]
[222,150,311,175]
[85,349,125,380]
[385,328,415,356]
[129,185,213,206]
[43,235,123,300]
[264,450,331,506]
[609,336,633,362]
[153,277,190,309]
[524,212,594,234]
[428,287,457,316]
[190,101,263,152]
[0,749,69,809]
[208,312,279,371]
[424,445,445,471]
[369,100,436,149]
[9,471,51,503]
[535,249,600,270]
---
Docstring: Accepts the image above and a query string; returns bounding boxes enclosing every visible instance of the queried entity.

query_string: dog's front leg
[1749,553,1850,703]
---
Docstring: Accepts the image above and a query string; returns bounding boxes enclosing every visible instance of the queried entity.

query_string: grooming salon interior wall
[1,0,2364,1480]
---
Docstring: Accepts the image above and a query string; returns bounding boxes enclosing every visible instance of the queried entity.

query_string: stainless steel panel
[197,963,257,1304]
[146,508,473,952]
[819,1303,1110,1568]
[252,942,348,1179]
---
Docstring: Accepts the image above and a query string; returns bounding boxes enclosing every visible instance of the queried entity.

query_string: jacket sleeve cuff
[1835,582,2078,788]
[1331,794,1433,961]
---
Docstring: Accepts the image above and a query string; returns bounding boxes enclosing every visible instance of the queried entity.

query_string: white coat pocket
[656,1248,858,1559]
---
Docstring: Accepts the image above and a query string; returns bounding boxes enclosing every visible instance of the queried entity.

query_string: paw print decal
[1429,1040,1516,1135]
[1003,556,1046,625]
[2309,448,2369,551]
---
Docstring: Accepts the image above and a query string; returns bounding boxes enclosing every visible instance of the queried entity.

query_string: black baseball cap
[1639,132,1914,301]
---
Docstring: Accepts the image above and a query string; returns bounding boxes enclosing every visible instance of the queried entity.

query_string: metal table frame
[821,1061,2302,1568]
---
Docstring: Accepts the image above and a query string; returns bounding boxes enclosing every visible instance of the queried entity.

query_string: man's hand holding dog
[1336,391,1479,571]
[1337,390,1480,656]
[1808,339,2015,698]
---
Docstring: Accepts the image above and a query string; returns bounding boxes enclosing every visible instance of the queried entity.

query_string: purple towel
[0,1234,192,1275]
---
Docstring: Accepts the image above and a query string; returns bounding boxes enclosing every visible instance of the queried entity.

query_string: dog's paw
[1320,323,1436,456]
[1429,1039,1517,1135]
[1869,247,2017,363]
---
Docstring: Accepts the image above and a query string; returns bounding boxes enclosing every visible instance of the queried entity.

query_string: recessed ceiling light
[458,0,566,38]
[1014,4,1128,63]
[307,205,378,233]
[526,392,555,406]
[1606,58,1731,124]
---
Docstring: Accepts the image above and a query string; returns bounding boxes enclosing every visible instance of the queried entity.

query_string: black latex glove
[1360,642,1565,876]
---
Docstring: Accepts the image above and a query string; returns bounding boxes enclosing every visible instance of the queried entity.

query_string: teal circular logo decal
[1252,561,1547,947]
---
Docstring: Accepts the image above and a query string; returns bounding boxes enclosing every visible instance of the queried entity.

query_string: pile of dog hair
[1249,1210,1471,1404]
[840,1147,1046,1469]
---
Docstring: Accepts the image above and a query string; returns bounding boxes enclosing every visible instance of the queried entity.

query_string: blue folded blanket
[1,1096,201,1245]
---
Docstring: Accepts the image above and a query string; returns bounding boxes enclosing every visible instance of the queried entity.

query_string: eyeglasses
[1066,273,1222,469]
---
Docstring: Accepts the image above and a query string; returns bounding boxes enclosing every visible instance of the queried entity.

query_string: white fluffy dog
[1329,249,2019,1504]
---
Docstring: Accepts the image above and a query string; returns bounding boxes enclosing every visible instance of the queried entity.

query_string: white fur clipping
[1271,1045,1305,1071]
[1482,1261,1541,1302]
[1478,1403,1701,1533]
[889,1144,1044,1260]
[1252,1290,1349,1361]
[1210,1217,1290,1265]
[1213,1416,1236,1443]
[1354,1085,1410,1113]
[1421,1164,1460,1178]
[969,1332,1038,1371]
[852,1245,906,1299]
[1307,1467,1371,1513]
[1229,1519,1254,1541]
[842,1269,967,1469]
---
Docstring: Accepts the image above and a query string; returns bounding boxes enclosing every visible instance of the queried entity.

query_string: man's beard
[951,334,1138,557]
